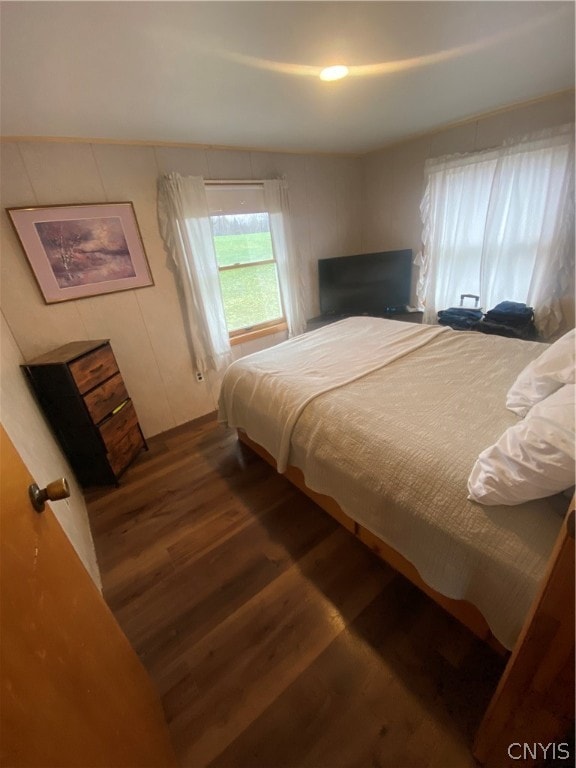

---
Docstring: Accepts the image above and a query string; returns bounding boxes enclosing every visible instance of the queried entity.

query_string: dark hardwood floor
[86,417,506,768]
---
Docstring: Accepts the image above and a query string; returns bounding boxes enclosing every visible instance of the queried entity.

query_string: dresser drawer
[107,424,145,477]
[83,373,128,424]
[70,345,118,394]
[99,399,138,446]
[99,400,144,477]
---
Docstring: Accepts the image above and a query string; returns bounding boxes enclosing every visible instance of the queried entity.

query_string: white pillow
[506,329,575,417]
[468,384,575,506]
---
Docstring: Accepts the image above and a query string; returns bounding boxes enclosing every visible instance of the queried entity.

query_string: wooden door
[0,425,177,768]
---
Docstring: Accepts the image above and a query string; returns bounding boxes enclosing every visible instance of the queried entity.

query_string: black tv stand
[306,311,423,333]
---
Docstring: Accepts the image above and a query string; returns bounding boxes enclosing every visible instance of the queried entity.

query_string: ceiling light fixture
[319,65,349,82]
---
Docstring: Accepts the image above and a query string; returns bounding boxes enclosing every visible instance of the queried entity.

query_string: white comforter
[218,318,564,649]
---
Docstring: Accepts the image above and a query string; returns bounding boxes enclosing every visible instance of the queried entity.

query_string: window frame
[206,185,287,342]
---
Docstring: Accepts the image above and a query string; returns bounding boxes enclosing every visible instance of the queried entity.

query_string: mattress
[218,317,565,649]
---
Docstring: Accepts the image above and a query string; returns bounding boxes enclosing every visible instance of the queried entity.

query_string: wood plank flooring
[86,417,506,768]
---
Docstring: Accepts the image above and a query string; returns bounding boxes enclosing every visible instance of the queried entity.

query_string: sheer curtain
[157,173,232,373]
[263,180,307,337]
[418,125,574,337]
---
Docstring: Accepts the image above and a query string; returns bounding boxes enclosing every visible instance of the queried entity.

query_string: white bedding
[218,318,565,649]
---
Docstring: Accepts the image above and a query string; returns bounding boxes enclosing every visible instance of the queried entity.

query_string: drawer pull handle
[112,400,129,415]
[90,364,104,374]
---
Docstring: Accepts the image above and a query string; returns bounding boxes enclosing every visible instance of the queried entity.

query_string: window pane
[211,214,274,266]
[219,263,283,331]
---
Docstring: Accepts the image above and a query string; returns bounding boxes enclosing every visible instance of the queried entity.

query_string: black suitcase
[438,294,483,330]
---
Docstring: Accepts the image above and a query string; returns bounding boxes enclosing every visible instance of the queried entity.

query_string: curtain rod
[204,179,277,185]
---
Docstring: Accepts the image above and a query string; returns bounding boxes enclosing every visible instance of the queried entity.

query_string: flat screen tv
[318,249,413,317]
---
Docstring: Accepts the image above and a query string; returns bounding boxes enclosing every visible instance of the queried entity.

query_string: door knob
[28,478,70,513]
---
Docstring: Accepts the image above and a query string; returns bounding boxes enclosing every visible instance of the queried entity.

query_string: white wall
[1,142,362,438]
[359,90,575,327]
[0,311,101,586]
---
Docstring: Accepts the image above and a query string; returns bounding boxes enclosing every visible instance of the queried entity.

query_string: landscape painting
[35,216,135,288]
[7,202,153,303]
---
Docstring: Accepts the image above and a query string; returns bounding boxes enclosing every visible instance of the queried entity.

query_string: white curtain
[263,180,307,337]
[418,125,574,337]
[157,173,232,373]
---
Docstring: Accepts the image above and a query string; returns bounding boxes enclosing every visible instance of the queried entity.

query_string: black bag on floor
[438,307,483,330]
[438,294,483,330]
[476,301,538,340]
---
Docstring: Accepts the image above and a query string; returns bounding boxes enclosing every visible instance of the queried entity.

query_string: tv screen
[318,249,413,317]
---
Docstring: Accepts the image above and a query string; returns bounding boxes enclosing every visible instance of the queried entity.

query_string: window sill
[229,322,288,347]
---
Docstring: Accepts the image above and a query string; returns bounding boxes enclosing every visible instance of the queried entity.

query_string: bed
[218,317,574,762]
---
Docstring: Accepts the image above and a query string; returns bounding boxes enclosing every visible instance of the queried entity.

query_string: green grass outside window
[213,232,283,331]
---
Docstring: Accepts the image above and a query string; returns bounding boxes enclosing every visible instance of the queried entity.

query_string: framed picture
[7,202,154,303]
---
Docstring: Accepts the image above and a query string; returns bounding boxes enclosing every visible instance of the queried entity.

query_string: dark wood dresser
[22,340,146,487]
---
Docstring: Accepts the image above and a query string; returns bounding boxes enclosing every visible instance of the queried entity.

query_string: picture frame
[7,202,154,303]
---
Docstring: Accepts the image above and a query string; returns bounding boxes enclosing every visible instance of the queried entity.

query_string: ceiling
[1,1,574,154]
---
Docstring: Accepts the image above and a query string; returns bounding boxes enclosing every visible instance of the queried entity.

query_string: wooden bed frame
[238,429,575,766]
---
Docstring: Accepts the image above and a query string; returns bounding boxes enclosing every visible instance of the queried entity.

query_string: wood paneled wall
[0,142,362,438]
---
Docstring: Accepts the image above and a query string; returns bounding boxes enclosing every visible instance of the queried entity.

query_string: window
[158,174,306,374]
[206,185,285,337]
[418,126,574,336]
